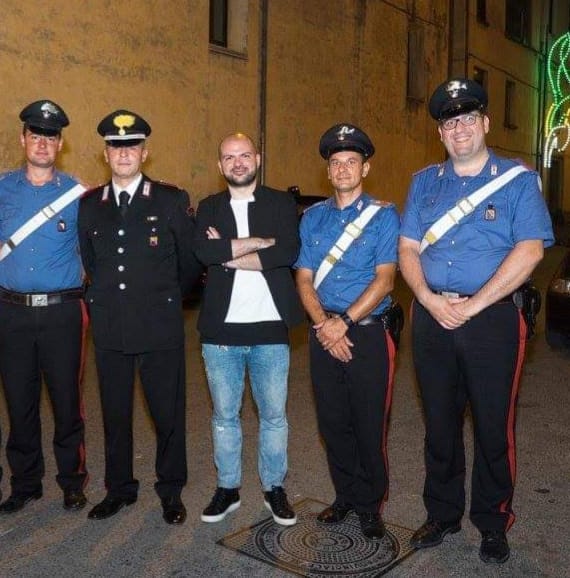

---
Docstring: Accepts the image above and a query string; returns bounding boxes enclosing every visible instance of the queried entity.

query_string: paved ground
[0,246,568,577]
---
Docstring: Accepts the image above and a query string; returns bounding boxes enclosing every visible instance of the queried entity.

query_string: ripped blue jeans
[201,344,290,491]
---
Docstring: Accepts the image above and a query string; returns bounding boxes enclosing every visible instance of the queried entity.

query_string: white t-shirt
[224,197,281,323]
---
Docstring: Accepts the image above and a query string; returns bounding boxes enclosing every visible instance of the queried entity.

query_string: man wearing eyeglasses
[399,79,553,563]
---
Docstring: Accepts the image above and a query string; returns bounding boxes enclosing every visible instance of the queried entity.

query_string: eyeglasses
[440,113,482,131]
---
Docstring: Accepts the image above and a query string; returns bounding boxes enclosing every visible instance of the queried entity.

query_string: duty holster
[381,302,405,349]
[512,283,541,339]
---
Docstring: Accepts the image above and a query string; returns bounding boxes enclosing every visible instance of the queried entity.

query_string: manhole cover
[218,498,416,577]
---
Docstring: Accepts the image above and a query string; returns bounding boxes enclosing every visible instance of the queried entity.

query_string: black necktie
[119,190,129,217]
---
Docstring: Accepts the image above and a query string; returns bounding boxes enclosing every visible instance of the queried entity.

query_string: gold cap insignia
[113,114,136,136]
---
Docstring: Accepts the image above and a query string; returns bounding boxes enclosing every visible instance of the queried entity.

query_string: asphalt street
[0,245,568,577]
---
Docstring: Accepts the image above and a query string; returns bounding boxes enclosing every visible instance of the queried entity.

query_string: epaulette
[0,169,20,182]
[371,200,394,208]
[81,184,105,199]
[412,162,444,177]
[302,199,327,213]
[511,158,537,173]
[155,179,184,191]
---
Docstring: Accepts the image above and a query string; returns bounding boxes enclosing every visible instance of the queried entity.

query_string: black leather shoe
[317,502,354,524]
[358,512,386,540]
[161,496,186,525]
[410,519,461,548]
[0,491,42,514]
[480,530,510,564]
[88,496,137,520]
[63,489,87,511]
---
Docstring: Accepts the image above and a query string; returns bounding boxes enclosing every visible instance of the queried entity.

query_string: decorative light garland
[544,32,570,167]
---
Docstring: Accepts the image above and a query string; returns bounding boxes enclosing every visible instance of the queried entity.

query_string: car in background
[545,249,570,349]
[185,186,327,306]
[288,185,327,218]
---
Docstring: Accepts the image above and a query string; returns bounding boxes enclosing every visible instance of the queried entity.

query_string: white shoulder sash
[0,183,86,261]
[419,165,527,254]
[313,203,382,290]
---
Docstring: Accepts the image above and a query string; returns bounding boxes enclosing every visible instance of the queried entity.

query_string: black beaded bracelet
[340,312,355,327]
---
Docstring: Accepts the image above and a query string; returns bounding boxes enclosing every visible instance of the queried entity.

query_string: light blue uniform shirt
[295,193,400,315]
[400,152,554,295]
[0,168,82,292]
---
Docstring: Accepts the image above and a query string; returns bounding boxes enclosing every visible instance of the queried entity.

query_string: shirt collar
[17,167,61,187]
[441,149,500,180]
[327,192,369,212]
[113,173,143,204]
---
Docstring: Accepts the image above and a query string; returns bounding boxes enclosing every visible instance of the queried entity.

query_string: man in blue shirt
[399,79,554,564]
[295,124,400,540]
[0,100,88,514]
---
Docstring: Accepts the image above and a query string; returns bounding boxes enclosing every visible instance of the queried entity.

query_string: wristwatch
[340,312,355,327]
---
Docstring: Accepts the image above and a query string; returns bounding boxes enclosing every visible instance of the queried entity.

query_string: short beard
[224,170,257,188]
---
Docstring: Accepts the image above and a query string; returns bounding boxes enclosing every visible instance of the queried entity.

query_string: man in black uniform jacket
[78,110,201,524]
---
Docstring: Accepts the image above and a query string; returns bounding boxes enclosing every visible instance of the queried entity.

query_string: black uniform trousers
[94,346,187,500]
[411,299,526,532]
[0,299,88,495]
[309,322,396,514]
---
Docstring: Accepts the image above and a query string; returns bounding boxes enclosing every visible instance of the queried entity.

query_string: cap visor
[105,138,146,147]
[26,124,61,136]
[439,99,483,120]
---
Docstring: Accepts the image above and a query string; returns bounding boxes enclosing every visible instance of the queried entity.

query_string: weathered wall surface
[0,0,448,208]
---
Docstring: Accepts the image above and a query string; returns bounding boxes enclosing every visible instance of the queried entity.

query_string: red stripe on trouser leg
[77,299,89,484]
[378,329,397,515]
[500,309,527,531]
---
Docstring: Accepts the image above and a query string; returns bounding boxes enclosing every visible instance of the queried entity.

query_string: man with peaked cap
[399,79,554,563]
[0,100,88,514]
[295,123,400,540]
[78,110,202,524]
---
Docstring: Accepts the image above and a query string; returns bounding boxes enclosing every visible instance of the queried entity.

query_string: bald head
[218,133,258,160]
[217,132,261,191]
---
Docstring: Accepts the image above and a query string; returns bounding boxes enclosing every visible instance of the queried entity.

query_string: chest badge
[484,203,496,221]
[57,218,67,232]
[149,235,159,247]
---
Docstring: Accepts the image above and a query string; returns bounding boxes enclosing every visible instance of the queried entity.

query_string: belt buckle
[441,291,459,299]
[30,294,49,307]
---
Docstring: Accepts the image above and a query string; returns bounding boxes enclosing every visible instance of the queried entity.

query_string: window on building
[473,67,488,91]
[504,79,518,129]
[407,23,426,102]
[209,0,228,47]
[209,0,248,56]
[505,0,531,45]
[476,0,488,25]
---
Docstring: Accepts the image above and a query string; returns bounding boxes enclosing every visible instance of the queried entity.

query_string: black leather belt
[0,286,84,307]
[324,311,383,326]
[433,290,512,303]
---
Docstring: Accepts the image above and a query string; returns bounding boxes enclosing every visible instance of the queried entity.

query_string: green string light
[545,32,570,167]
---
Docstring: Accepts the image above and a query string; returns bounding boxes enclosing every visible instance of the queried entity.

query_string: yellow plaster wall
[0,0,449,210]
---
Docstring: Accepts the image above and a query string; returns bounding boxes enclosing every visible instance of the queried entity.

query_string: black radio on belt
[381,302,404,349]
[512,283,541,339]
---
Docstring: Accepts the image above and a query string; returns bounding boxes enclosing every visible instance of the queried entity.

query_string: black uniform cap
[19,100,69,135]
[428,78,488,121]
[319,123,375,160]
[97,110,151,146]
